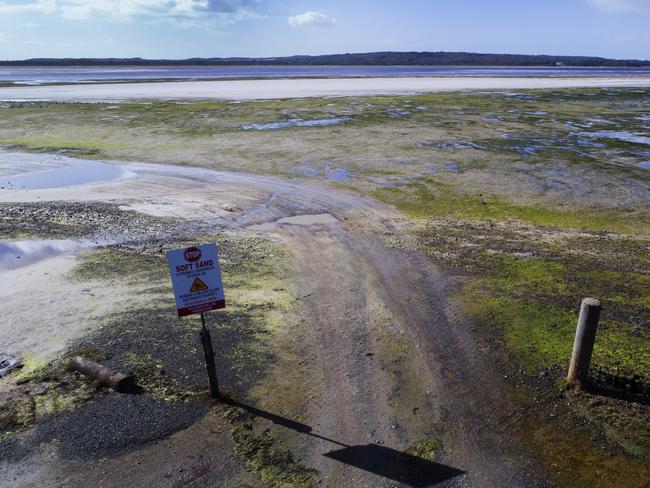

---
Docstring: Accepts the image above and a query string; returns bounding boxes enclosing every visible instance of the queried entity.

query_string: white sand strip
[1,76,649,101]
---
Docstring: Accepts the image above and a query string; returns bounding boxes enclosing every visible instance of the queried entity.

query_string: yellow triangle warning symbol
[190,277,209,293]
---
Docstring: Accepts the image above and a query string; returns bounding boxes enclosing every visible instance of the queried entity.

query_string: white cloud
[585,0,650,12]
[0,1,260,24]
[288,11,335,28]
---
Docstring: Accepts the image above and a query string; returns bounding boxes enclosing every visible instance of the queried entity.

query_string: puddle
[386,109,411,118]
[638,161,650,170]
[579,131,650,146]
[241,117,351,131]
[290,163,319,177]
[496,133,602,157]
[439,141,484,150]
[0,239,85,270]
[290,163,352,182]
[276,214,338,226]
[497,92,537,100]
[326,166,351,183]
[527,111,547,116]
[371,176,415,188]
[0,152,127,190]
[585,118,615,125]
[635,115,650,122]
[371,177,395,187]
[574,138,606,148]
[481,114,503,122]
[249,213,338,231]
[445,162,461,173]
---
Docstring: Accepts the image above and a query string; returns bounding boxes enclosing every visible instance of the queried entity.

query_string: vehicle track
[135,163,551,486]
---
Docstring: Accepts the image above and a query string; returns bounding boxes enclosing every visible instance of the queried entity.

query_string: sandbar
[1,76,649,102]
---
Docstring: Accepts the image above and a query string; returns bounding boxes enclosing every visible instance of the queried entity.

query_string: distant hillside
[2,52,650,67]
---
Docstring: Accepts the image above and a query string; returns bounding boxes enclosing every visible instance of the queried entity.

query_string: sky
[0,0,649,60]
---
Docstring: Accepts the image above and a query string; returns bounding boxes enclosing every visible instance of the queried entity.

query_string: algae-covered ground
[2,88,647,377]
[1,88,649,486]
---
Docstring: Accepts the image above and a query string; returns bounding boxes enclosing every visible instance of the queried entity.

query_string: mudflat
[1,87,648,488]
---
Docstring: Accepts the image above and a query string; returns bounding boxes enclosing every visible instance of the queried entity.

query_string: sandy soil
[1,76,650,101]
[0,253,155,364]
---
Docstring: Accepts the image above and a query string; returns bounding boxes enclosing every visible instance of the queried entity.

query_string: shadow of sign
[222,397,465,487]
[324,444,464,487]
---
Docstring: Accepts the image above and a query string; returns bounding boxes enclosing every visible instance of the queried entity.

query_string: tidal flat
[0,88,649,487]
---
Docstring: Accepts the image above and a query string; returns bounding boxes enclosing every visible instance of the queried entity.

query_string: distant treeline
[2,52,650,67]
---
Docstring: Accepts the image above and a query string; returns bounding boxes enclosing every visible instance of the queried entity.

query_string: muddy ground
[0,89,649,487]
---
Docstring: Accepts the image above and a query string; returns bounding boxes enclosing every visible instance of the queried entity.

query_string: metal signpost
[167,243,225,399]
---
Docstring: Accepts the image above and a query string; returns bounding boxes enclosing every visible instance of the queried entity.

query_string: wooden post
[200,313,220,399]
[567,298,602,385]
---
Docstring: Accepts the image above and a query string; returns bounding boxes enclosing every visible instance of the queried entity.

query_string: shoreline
[0,76,649,101]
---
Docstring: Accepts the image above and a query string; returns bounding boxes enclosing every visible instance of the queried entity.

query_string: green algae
[458,258,649,377]
[373,179,650,236]
[231,423,315,488]
[406,438,442,462]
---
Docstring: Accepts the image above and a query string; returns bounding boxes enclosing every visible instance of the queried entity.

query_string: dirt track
[0,159,551,486]
[212,168,550,486]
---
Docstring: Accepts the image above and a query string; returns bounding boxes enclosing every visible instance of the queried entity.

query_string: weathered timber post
[567,298,602,385]
[71,356,135,392]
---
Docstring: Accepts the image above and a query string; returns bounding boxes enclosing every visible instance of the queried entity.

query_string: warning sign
[167,243,225,317]
[190,278,209,293]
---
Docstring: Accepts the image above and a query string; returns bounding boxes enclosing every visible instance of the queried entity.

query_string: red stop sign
[184,246,202,262]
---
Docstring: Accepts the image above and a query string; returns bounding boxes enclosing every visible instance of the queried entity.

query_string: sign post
[167,243,225,399]
[199,312,220,399]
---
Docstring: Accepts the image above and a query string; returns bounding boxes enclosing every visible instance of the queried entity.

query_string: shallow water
[3,66,650,85]
[386,109,411,118]
[580,130,650,146]
[439,141,484,150]
[371,176,416,187]
[0,152,127,190]
[328,167,350,183]
[393,157,416,164]
[290,163,319,177]
[498,132,602,157]
[481,114,503,122]
[638,161,650,170]
[248,213,338,231]
[0,239,84,270]
[445,162,461,173]
[241,117,350,131]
